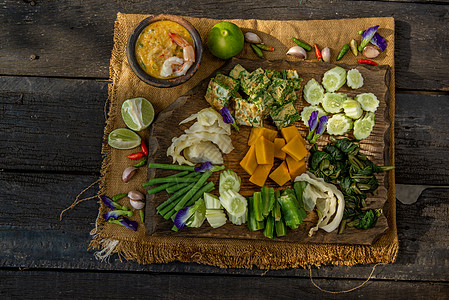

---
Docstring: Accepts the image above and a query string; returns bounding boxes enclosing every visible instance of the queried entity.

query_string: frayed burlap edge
[89,13,398,269]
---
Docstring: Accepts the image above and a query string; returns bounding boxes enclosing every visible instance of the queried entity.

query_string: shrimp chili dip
[135,20,195,79]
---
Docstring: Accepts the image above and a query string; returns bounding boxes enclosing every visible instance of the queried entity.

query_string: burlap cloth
[89,13,397,269]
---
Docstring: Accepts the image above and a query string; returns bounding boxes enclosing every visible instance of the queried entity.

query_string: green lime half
[108,128,141,150]
[121,97,155,131]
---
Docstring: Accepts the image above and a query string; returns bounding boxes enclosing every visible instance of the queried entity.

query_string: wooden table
[1,1,448,298]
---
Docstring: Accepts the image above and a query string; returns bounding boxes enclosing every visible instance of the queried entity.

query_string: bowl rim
[126,14,203,88]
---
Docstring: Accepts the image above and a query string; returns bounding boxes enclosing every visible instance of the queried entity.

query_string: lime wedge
[121,97,155,131]
[108,128,141,149]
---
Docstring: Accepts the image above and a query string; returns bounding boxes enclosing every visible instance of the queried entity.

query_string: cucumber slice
[342,98,363,119]
[326,113,353,135]
[346,69,364,89]
[303,78,324,105]
[355,93,379,112]
[322,66,347,92]
[300,105,327,127]
[353,112,375,140]
[322,92,347,113]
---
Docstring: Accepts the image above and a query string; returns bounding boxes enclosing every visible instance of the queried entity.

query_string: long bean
[145,176,198,186]
[165,172,201,194]
[185,181,215,207]
[157,183,195,212]
[147,163,195,172]
[142,170,189,187]
[174,171,212,211]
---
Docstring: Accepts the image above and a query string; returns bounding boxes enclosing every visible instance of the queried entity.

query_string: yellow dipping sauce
[135,20,194,79]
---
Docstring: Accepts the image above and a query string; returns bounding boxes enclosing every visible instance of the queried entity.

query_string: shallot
[362,46,380,59]
[286,46,307,59]
[321,47,331,62]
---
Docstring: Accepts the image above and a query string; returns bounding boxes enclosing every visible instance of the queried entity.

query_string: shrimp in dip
[135,20,194,79]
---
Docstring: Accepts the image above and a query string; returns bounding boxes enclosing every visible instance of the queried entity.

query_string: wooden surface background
[1,0,448,299]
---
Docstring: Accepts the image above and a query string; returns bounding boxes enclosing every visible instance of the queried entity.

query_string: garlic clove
[122,166,138,183]
[322,47,331,63]
[130,199,145,210]
[362,46,380,59]
[286,46,307,59]
[244,32,262,44]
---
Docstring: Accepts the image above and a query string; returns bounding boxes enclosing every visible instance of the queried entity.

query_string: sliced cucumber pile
[346,69,364,89]
[300,66,380,140]
[303,78,324,105]
[327,114,353,135]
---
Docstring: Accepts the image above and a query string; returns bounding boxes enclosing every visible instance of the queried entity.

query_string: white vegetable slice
[342,98,363,119]
[294,172,345,236]
[183,141,223,165]
[346,69,364,89]
[219,169,241,195]
[188,132,234,154]
[300,105,327,127]
[204,192,222,209]
[322,66,347,92]
[227,211,247,225]
[184,122,228,135]
[326,114,353,135]
[355,93,379,112]
[180,107,231,134]
[353,112,375,140]
[205,209,227,228]
[219,190,247,218]
[322,92,347,113]
[303,78,325,105]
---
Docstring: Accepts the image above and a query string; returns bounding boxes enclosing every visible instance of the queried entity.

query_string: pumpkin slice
[248,127,277,146]
[239,145,258,175]
[280,125,306,145]
[273,138,286,160]
[286,155,307,179]
[281,135,308,161]
[255,136,275,165]
[269,161,291,186]
[249,164,273,187]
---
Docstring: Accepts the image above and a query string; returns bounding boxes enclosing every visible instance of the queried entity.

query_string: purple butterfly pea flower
[100,195,119,210]
[194,162,225,172]
[359,25,379,52]
[220,106,239,132]
[306,110,319,142]
[310,115,329,144]
[174,206,194,230]
[371,32,387,52]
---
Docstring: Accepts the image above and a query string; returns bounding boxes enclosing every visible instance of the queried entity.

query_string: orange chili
[127,152,145,160]
[358,58,377,66]
[314,43,322,60]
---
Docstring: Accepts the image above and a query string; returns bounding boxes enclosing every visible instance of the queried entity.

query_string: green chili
[337,44,350,61]
[112,193,127,202]
[139,210,145,223]
[133,158,148,167]
[250,44,264,58]
[292,37,312,51]
[255,44,274,51]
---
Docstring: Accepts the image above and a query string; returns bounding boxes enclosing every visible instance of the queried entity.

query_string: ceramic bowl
[126,14,203,88]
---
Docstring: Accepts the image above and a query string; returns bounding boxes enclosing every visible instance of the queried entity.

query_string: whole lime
[207,21,244,59]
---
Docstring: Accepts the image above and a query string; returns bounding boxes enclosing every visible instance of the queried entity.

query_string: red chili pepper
[140,140,149,156]
[314,43,322,60]
[358,58,377,66]
[127,152,145,160]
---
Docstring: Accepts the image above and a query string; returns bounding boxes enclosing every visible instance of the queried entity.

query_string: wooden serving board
[145,58,391,245]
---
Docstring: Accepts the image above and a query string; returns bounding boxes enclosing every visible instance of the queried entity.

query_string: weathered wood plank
[0,76,107,173]
[0,0,448,91]
[0,171,447,282]
[1,269,449,299]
